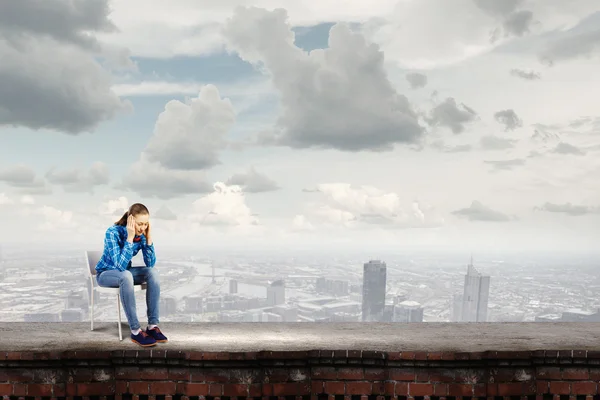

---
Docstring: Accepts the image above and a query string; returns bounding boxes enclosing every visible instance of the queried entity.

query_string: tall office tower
[229,279,238,294]
[459,257,490,322]
[267,279,285,306]
[362,260,387,322]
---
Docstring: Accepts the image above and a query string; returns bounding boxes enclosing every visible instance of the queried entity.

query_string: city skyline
[1,1,600,252]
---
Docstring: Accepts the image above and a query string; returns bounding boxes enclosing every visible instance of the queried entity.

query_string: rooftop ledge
[2,322,600,399]
[2,321,600,352]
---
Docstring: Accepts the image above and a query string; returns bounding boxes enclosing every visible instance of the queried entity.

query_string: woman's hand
[126,215,136,242]
[145,221,153,245]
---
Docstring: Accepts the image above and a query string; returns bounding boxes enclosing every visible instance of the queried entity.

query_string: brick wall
[1,349,600,399]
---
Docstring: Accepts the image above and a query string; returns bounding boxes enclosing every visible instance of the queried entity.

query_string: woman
[95,203,168,347]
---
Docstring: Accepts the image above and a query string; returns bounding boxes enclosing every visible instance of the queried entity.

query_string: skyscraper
[362,260,387,322]
[457,257,490,322]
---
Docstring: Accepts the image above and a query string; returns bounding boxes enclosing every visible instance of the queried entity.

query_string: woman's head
[115,203,150,235]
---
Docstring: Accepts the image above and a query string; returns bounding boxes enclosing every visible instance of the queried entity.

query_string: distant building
[267,279,285,306]
[24,313,60,322]
[455,257,490,322]
[61,309,83,322]
[362,260,387,322]
[316,277,349,297]
[393,300,424,322]
[160,296,177,317]
[184,295,203,313]
[229,279,238,294]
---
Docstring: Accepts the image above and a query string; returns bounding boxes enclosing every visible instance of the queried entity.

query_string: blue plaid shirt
[95,224,156,275]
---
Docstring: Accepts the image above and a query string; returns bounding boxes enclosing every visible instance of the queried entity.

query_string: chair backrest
[85,250,102,277]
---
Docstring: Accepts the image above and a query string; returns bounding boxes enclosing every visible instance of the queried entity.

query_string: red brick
[497,383,524,396]
[591,370,600,381]
[549,382,571,395]
[474,383,486,396]
[434,383,449,396]
[66,383,77,396]
[311,380,324,393]
[116,381,128,394]
[537,381,549,394]
[26,384,52,396]
[389,368,416,381]
[13,384,27,396]
[572,382,597,395]
[324,381,345,394]
[140,368,169,380]
[448,384,473,396]
[428,369,456,383]
[0,384,11,395]
[208,383,223,396]
[186,351,203,360]
[128,381,149,394]
[168,368,190,381]
[223,383,249,397]
[487,383,498,396]
[536,367,562,380]
[179,382,209,396]
[312,367,338,380]
[427,352,443,360]
[409,383,434,396]
[2,369,34,382]
[191,369,230,383]
[116,367,141,380]
[383,382,395,395]
[388,352,402,360]
[414,352,428,360]
[77,382,115,396]
[364,368,385,380]
[562,368,589,380]
[149,381,177,394]
[249,383,262,397]
[273,382,304,396]
[345,382,372,395]
[400,352,416,360]
[337,368,364,380]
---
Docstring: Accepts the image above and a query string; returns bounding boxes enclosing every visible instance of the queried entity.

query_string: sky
[0,0,599,254]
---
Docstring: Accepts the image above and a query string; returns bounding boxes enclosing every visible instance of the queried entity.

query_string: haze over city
[0,1,599,325]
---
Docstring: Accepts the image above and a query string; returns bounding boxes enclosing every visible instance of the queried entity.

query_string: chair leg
[90,287,94,331]
[117,294,123,341]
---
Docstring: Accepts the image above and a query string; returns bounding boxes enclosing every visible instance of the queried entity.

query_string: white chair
[85,250,147,341]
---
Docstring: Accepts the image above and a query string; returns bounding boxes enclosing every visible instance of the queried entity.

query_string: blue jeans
[96,267,160,331]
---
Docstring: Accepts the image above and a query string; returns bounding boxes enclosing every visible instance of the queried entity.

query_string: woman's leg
[129,267,160,327]
[96,270,141,331]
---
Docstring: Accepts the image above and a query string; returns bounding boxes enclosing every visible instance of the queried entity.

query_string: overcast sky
[0,0,599,254]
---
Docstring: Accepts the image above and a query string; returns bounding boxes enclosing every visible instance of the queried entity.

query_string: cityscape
[1,244,598,325]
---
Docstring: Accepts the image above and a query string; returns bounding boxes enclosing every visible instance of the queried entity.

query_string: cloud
[406,72,428,89]
[189,182,259,226]
[143,85,235,170]
[0,164,52,194]
[484,159,526,171]
[223,7,424,152]
[291,215,315,231]
[509,68,541,80]
[473,0,534,40]
[305,183,443,229]
[553,142,586,156]
[539,11,600,65]
[154,204,178,221]
[534,202,599,216]
[117,155,212,200]
[452,201,512,222]
[480,135,518,150]
[225,167,280,193]
[0,0,130,133]
[426,98,478,134]
[430,141,473,153]
[20,195,35,205]
[45,162,109,193]
[494,109,523,131]
[98,196,129,216]
[0,193,13,206]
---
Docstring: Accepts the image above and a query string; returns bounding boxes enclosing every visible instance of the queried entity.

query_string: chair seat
[95,283,147,293]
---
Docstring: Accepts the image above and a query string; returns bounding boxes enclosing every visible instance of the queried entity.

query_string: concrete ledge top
[1,322,600,353]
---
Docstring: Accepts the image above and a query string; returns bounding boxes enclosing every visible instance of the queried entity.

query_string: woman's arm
[105,229,133,271]
[142,240,156,268]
